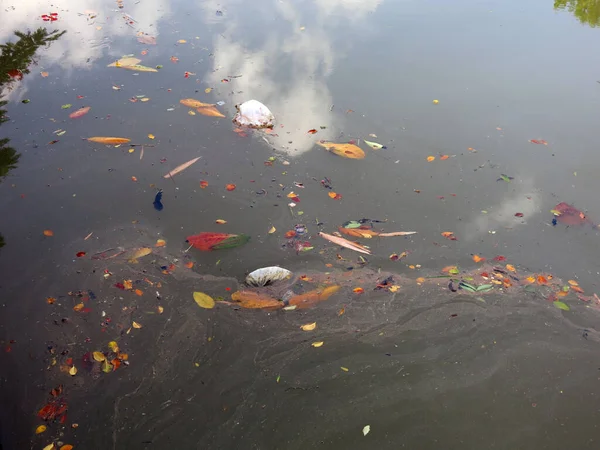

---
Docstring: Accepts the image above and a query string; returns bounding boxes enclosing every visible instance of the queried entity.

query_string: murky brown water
[2,0,600,449]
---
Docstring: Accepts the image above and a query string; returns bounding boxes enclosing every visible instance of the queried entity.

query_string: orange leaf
[288,285,341,309]
[427,156,435,162]
[134,289,143,296]
[506,264,516,272]
[179,98,215,108]
[230,290,282,310]
[200,180,209,188]
[87,137,130,145]
[416,277,426,283]
[285,230,297,238]
[185,261,194,268]
[353,287,364,294]
[472,255,485,263]
[440,155,450,160]
[155,239,166,247]
[226,184,236,191]
[328,192,342,200]
[43,230,54,236]
[338,227,378,238]
[307,129,318,134]
[526,276,536,284]
[571,285,584,294]
[441,265,458,273]
[441,231,457,240]
[196,105,225,118]
[316,141,365,159]
[73,303,84,312]
[568,280,579,286]
[536,275,548,285]
[46,297,56,304]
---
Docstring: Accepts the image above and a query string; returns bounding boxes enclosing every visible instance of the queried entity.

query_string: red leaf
[493,255,506,262]
[514,212,524,217]
[225,184,236,191]
[76,251,86,257]
[307,129,317,134]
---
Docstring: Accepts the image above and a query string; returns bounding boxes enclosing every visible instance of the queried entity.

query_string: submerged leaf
[69,106,90,119]
[196,105,225,118]
[193,292,215,309]
[230,291,282,309]
[180,98,215,108]
[317,141,365,159]
[553,301,570,311]
[319,231,371,255]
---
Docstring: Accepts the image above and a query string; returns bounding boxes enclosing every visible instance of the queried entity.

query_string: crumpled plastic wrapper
[233,100,274,129]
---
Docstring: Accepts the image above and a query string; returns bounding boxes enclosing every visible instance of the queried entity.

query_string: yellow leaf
[132,321,142,329]
[506,264,516,272]
[316,141,365,159]
[300,322,316,331]
[35,425,47,434]
[416,277,426,283]
[188,110,196,116]
[87,137,131,145]
[92,351,106,362]
[69,366,77,376]
[193,291,215,309]
[108,341,119,352]
[215,219,227,224]
[311,341,324,347]
[427,156,435,162]
[205,88,213,93]
[389,285,400,293]
[177,39,187,43]
[148,134,155,140]
[141,97,150,102]
[107,57,142,67]
[268,226,276,234]
[340,366,349,372]
[156,239,166,247]
[157,305,164,314]
[123,279,133,290]
[43,444,55,450]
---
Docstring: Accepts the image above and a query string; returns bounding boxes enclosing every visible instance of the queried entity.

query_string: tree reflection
[554,0,600,27]
[0,28,65,248]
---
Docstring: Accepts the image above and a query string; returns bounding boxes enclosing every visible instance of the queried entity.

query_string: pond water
[2,0,600,449]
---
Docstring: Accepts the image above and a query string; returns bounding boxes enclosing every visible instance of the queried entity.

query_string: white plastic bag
[233,100,274,129]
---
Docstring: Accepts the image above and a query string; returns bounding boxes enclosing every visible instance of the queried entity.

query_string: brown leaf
[163,157,201,178]
[179,98,214,108]
[319,231,371,254]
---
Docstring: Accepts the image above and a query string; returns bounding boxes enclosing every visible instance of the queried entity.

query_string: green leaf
[363,139,383,150]
[449,267,460,275]
[102,359,112,373]
[562,285,570,292]
[459,282,477,292]
[342,220,362,229]
[463,276,474,281]
[211,234,250,250]
[193,291,215,309]
[553,301,570,311]
[61,103,72,109]
[156,65,163,69]
[500,174,511,182]
[476,284,494,292]
[21,99,30,104]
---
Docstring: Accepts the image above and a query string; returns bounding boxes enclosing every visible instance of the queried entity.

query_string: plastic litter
[233,100,274,129]
[246,266,292,287]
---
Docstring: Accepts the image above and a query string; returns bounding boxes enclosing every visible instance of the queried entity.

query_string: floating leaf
[476,284,494,292]
[69,366,77,376]
[61,104,72,109]
[319,231,371,255]
[134,289,143,296]
[427,156,435,162]
[108,341,119,352]
[121,64,158,72]
[230,291,282,309]
[316,141,365,159]
[364,139,384,150]
[568,280,579,286]
[460,282,477,292]
[200,180,209,188]
[363,425,371,436]
[43,230,54,237]
[378,231,417,237]
[60,445,73,450]
[341,366,349,372]
[197,105,225,117]
[312,341,324,347]
[132,321,142,328]
[441,231,457,241]
[353,287,364,294]
[43,444,55,450]
[506,264,516,272]
[300,322,316,331]
[92,351,106,362]
[193,291,215,309]
[35,425,47,434]
[163,157,201,178]
[288,286,340,309]
[553,301,570,311]
[328,192,342,200]
[156,239,166,247]
[226,184,236,191]
[215,219,227,224]
[187,232,250,251]
[102,359,112,373]
[268,226,276,234]
[180,98,215,108]
[87,137,131,145]
[127,247,152,263]
[69,106,90,119]
[472,255,485,263]
[440,154,450,160]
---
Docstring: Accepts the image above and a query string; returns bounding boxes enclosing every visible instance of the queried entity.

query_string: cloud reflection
[205,0,382,155]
